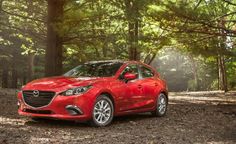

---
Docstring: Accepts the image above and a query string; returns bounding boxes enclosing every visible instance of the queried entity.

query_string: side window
[140,66,154,78]
[120,65,139,80]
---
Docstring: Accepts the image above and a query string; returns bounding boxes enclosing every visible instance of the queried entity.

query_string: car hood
[22,76,110,92]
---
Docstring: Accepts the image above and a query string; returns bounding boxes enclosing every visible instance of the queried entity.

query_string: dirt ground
[0,89,235,144]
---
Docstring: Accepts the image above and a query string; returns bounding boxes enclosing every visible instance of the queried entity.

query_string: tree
[0,0,235,91]
[147,0,236,92]
[45,0,65,76]
[0,0,46,87]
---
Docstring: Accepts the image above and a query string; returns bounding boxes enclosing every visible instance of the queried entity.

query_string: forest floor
[0,89,235,144]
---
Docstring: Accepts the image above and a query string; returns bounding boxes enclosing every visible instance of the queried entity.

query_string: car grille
[23,90,55,108]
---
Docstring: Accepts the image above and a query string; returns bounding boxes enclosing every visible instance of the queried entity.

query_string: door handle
[138,84,142,89]
[138,85,142,89]
[154,83,158,86]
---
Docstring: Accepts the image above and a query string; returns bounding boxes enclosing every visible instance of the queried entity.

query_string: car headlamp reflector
[62,85,92,96]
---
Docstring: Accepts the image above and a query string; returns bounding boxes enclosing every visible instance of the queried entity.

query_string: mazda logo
[33,90,39,97]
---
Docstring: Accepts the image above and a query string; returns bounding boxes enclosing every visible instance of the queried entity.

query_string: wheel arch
[99,92,115,112]
[160,90,168,103]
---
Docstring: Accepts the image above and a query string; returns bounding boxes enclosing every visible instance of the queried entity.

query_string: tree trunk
[11,67,17,88]
[45,0,64,77]
[10,43,19,88]
[22,72,27,85]
[134,19,139,60]
[144,53,157,65]
[217,18,228,92]
[125,0,140,60]
[189,55,199,91]
[217,57,220,90]
[1,59,9,88]
[28,53,35,81]
[2,69,8,88]
[128,22,135,60]
[218,55,228,92]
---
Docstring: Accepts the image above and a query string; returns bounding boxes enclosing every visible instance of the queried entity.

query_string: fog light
[65,105,83,115]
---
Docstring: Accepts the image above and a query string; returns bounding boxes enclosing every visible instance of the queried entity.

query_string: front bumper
[18,110,89,121]
[17,91,95,121]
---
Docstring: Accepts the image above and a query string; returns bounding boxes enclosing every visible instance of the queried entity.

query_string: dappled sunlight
[0,116,25,126]
[29,134,93,143]
[0,91,236,143]
[206,141,236,144]
[1,0,236,143]
[169,91,236,105]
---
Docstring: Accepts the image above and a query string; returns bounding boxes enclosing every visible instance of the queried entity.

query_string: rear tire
[151,93,167,117]
[90,95,114,127]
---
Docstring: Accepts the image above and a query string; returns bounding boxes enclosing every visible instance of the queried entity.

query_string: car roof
[85,60,126,64]
[85,60,157,75]
[84,60,154,68]
[84,60,150,65]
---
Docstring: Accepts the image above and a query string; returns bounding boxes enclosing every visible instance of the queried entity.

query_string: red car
[18,60,168,126]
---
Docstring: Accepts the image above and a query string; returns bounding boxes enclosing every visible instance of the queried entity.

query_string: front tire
[152,93,168,117]
[31,117,44,121]
[90,95,114,127]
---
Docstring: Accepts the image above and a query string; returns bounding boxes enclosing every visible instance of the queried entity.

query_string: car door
[112,64,143,112]
[136,65,158,109]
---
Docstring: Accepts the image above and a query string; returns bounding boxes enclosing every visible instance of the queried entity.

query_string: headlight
[61,85,92,96]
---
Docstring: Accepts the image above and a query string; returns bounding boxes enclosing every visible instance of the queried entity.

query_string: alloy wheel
[158,94,167,115]
[92,95,114,126]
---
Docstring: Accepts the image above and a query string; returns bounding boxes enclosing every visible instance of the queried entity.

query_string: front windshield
[64,62,123,77]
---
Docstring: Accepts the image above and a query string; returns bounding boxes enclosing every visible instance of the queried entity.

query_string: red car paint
[17,61,168,121]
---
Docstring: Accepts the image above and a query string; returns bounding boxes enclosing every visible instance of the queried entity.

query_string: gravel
[0,89,235,144]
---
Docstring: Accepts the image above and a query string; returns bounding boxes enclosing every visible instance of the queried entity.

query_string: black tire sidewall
[31,117,44,121]
[153,93,167,117]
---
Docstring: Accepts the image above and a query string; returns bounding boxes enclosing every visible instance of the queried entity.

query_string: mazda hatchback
[18,60,168,126]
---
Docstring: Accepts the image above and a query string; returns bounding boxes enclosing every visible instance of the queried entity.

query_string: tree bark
[144,52,156,64]
[1,59,9,88]
[2,69,8,88]
[217,57,220,90]
[125,0,140,60]
[22,71,27,85]
[45,0,64,77]
[217,18,228,92]
[11,66,17,88]
[28,53,35,81]
[218,55,228,92]
[189,55,199,91]
[10,40,20,88]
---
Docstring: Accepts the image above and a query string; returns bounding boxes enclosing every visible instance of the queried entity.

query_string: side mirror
[124,73,137,81]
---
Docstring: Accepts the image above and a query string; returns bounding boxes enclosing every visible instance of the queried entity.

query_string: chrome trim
[22,91,57,109]
[65,105,83,115]
[33,90,39,97]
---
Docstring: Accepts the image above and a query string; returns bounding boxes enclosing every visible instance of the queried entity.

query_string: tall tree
[125,0,140,60]
[148,0,236,92]
[45,0,65,76]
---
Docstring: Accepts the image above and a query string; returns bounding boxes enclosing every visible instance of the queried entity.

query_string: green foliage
[148,0,236,56]
[0,0,235,90]
[153,47,221,91]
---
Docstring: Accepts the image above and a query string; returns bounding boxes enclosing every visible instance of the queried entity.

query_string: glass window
[64,62,123,77]
[140,66,154,78]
